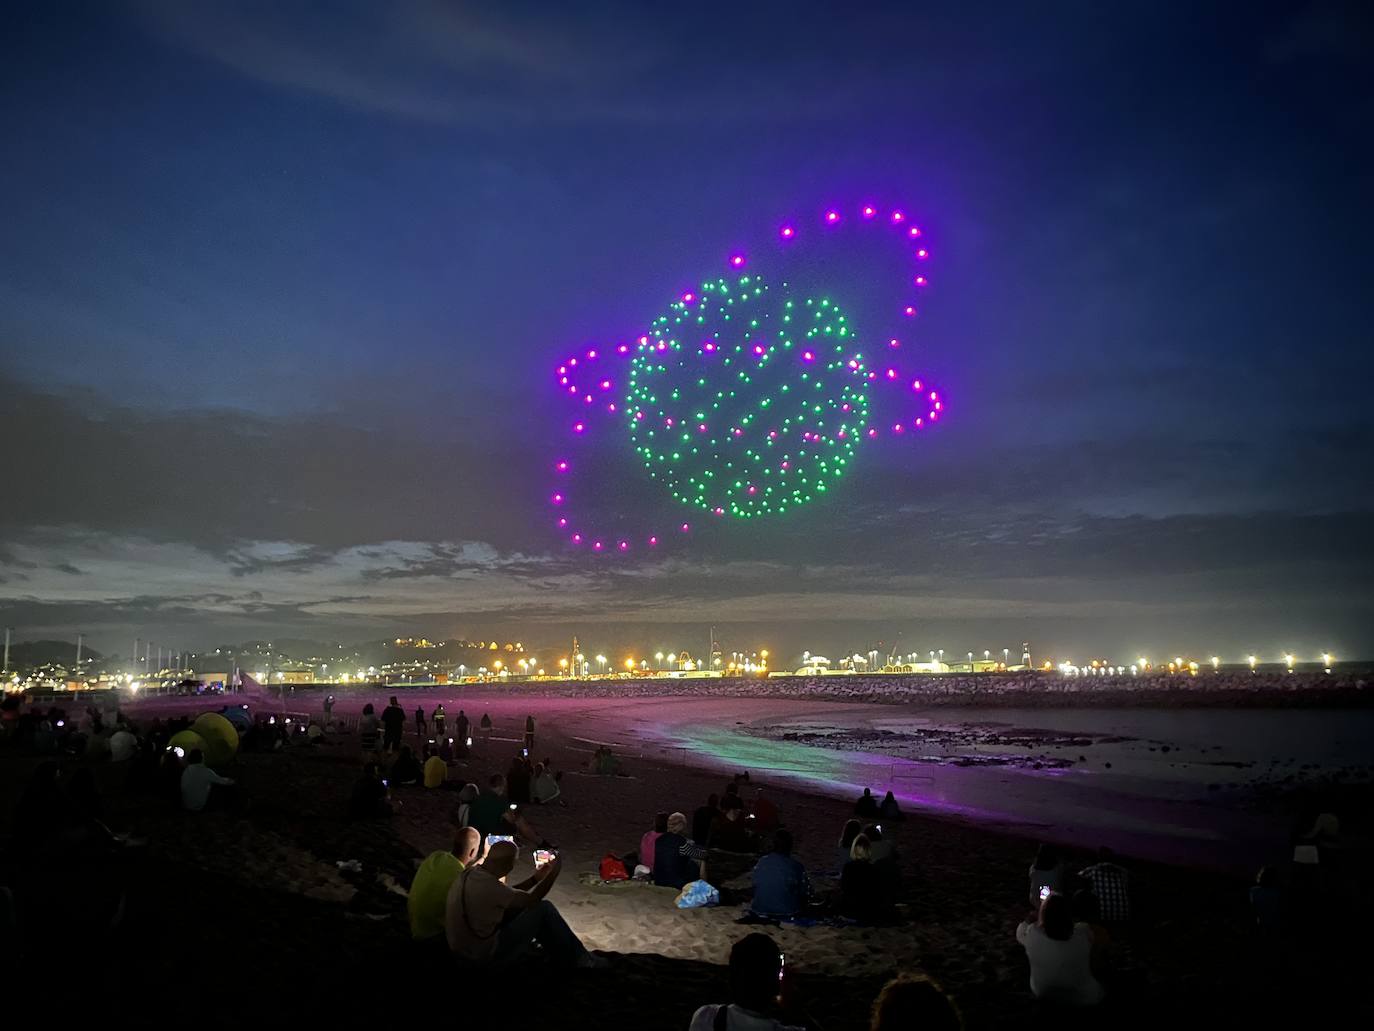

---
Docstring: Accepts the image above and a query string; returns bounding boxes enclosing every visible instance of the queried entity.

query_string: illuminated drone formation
[549,202,946,554]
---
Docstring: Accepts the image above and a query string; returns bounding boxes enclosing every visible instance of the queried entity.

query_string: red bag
[599,853,629,881]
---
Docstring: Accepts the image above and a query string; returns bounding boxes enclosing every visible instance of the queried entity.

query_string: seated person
[466,774,541,844]
[1029,843,1068,907]
[408,827,480,942]
[389,746,422,786]
[751,794,779,833]
[640,811,668,872]
[837,819,863,870]
[453,782,479,826]
[1015,892,1104,1007]
[839,834,896,924]
[712,806,757,853]
[445,841,601,968]
[506,757,532,805]
[1078,847,1131,924]
[870,975,964,1031]
[531,763,561,804]
[180,749,236,812]
[688,933,804,1031]
[653,811,708,888]
[750,829,809,917]
[878,790,904,822]
[854,787,880,818]
[348,762,392,820]
[423,752,447,789]
[863,823,897,864]
[693,793,721,845]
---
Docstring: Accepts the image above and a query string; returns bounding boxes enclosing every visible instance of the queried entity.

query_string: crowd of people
[3,687,1355,1028]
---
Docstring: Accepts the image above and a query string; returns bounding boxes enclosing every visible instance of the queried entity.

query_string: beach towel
[675,880,720,909]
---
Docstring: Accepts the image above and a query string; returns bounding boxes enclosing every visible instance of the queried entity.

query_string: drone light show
[549,201,947,554]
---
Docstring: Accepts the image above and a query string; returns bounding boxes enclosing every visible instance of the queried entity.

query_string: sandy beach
[4,685,1369,1028]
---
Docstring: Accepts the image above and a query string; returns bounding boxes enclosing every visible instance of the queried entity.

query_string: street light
[1248,655,1256,671]
[655,651,664,669]
[1003,648,1010,666]
[596,654,606,674]
[1285,653,1295,671]
[1323,652,1332,673]
[1210,656,1219,670]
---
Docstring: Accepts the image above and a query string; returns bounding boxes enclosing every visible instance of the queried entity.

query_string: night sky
[2,1,1371,662]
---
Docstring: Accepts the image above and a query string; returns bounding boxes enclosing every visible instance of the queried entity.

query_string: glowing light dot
[600,379,611,390]
[556,460,569,472]
[698,423,707,432]
[568,357,578,366]
[730,254,745,267]
[584,394,594,403]
[713,507,724,515]
[841,403,850,412]
[915,418,923,427]
[768,430,779,439]
[934,400,942,410]
[551,493,564,504]
[557,517,568,527]
[617,540,629,551]
[557,366,567,375]
[573,422,585,433]
[617,343,629,353]
[916,248,928,259]
[802,351,815,362]
[587,349,598,359]
[930,391,938,401]
[747,485,757,495]
[635,411,645,421]
[930,411,939,421]
[780,225,794,238]
[847,359,859,369]
[680,523,690,533]
[753,344,765,355]
[867,428,878,438]
[862,205,876,218]
[885,368,897,379]
[593,540,603,550]
[559,376,568,385]
[825,210,840,223]
[638,335,648,346]
[648,536,658,546]
[891,210,905,223]
[607,403,617,413]
[572,533,583,544]
[888,338,899,349]
[914,275,927,286]
[682,292,695,302]
[893,422,905,433]
[904,306,916,317]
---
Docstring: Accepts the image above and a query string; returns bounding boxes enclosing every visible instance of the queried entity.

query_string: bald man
[408,825,481,943]
[445,840,602,968]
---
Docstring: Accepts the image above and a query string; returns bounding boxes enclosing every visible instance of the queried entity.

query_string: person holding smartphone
[689,933,804,1031]
[445,840,603,969]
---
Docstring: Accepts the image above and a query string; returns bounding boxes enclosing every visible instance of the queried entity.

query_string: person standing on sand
[357,703,381,753]
[433,704,446,736]
[455,709,469,743]
[524,714,536,752]
[445,840,603,968]
[323,694,334,721]
[415,705,427,738]
[480,712,493,734]
[380,696,406,753]
[688,933,804,1031]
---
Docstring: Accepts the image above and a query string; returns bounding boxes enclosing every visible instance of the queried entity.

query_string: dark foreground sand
[3,687,1369,1028]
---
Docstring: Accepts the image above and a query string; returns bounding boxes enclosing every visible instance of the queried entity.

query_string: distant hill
[4,639,104,669]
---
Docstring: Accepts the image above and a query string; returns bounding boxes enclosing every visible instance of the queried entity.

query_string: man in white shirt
[689,933,806,1031]
[445,839,601,968]
[180,749,236,812]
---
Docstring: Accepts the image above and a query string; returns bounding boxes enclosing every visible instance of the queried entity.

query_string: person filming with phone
[445,839,604,969]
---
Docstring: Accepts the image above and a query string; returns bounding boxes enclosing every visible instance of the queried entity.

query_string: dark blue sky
[2,1,1371,663]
